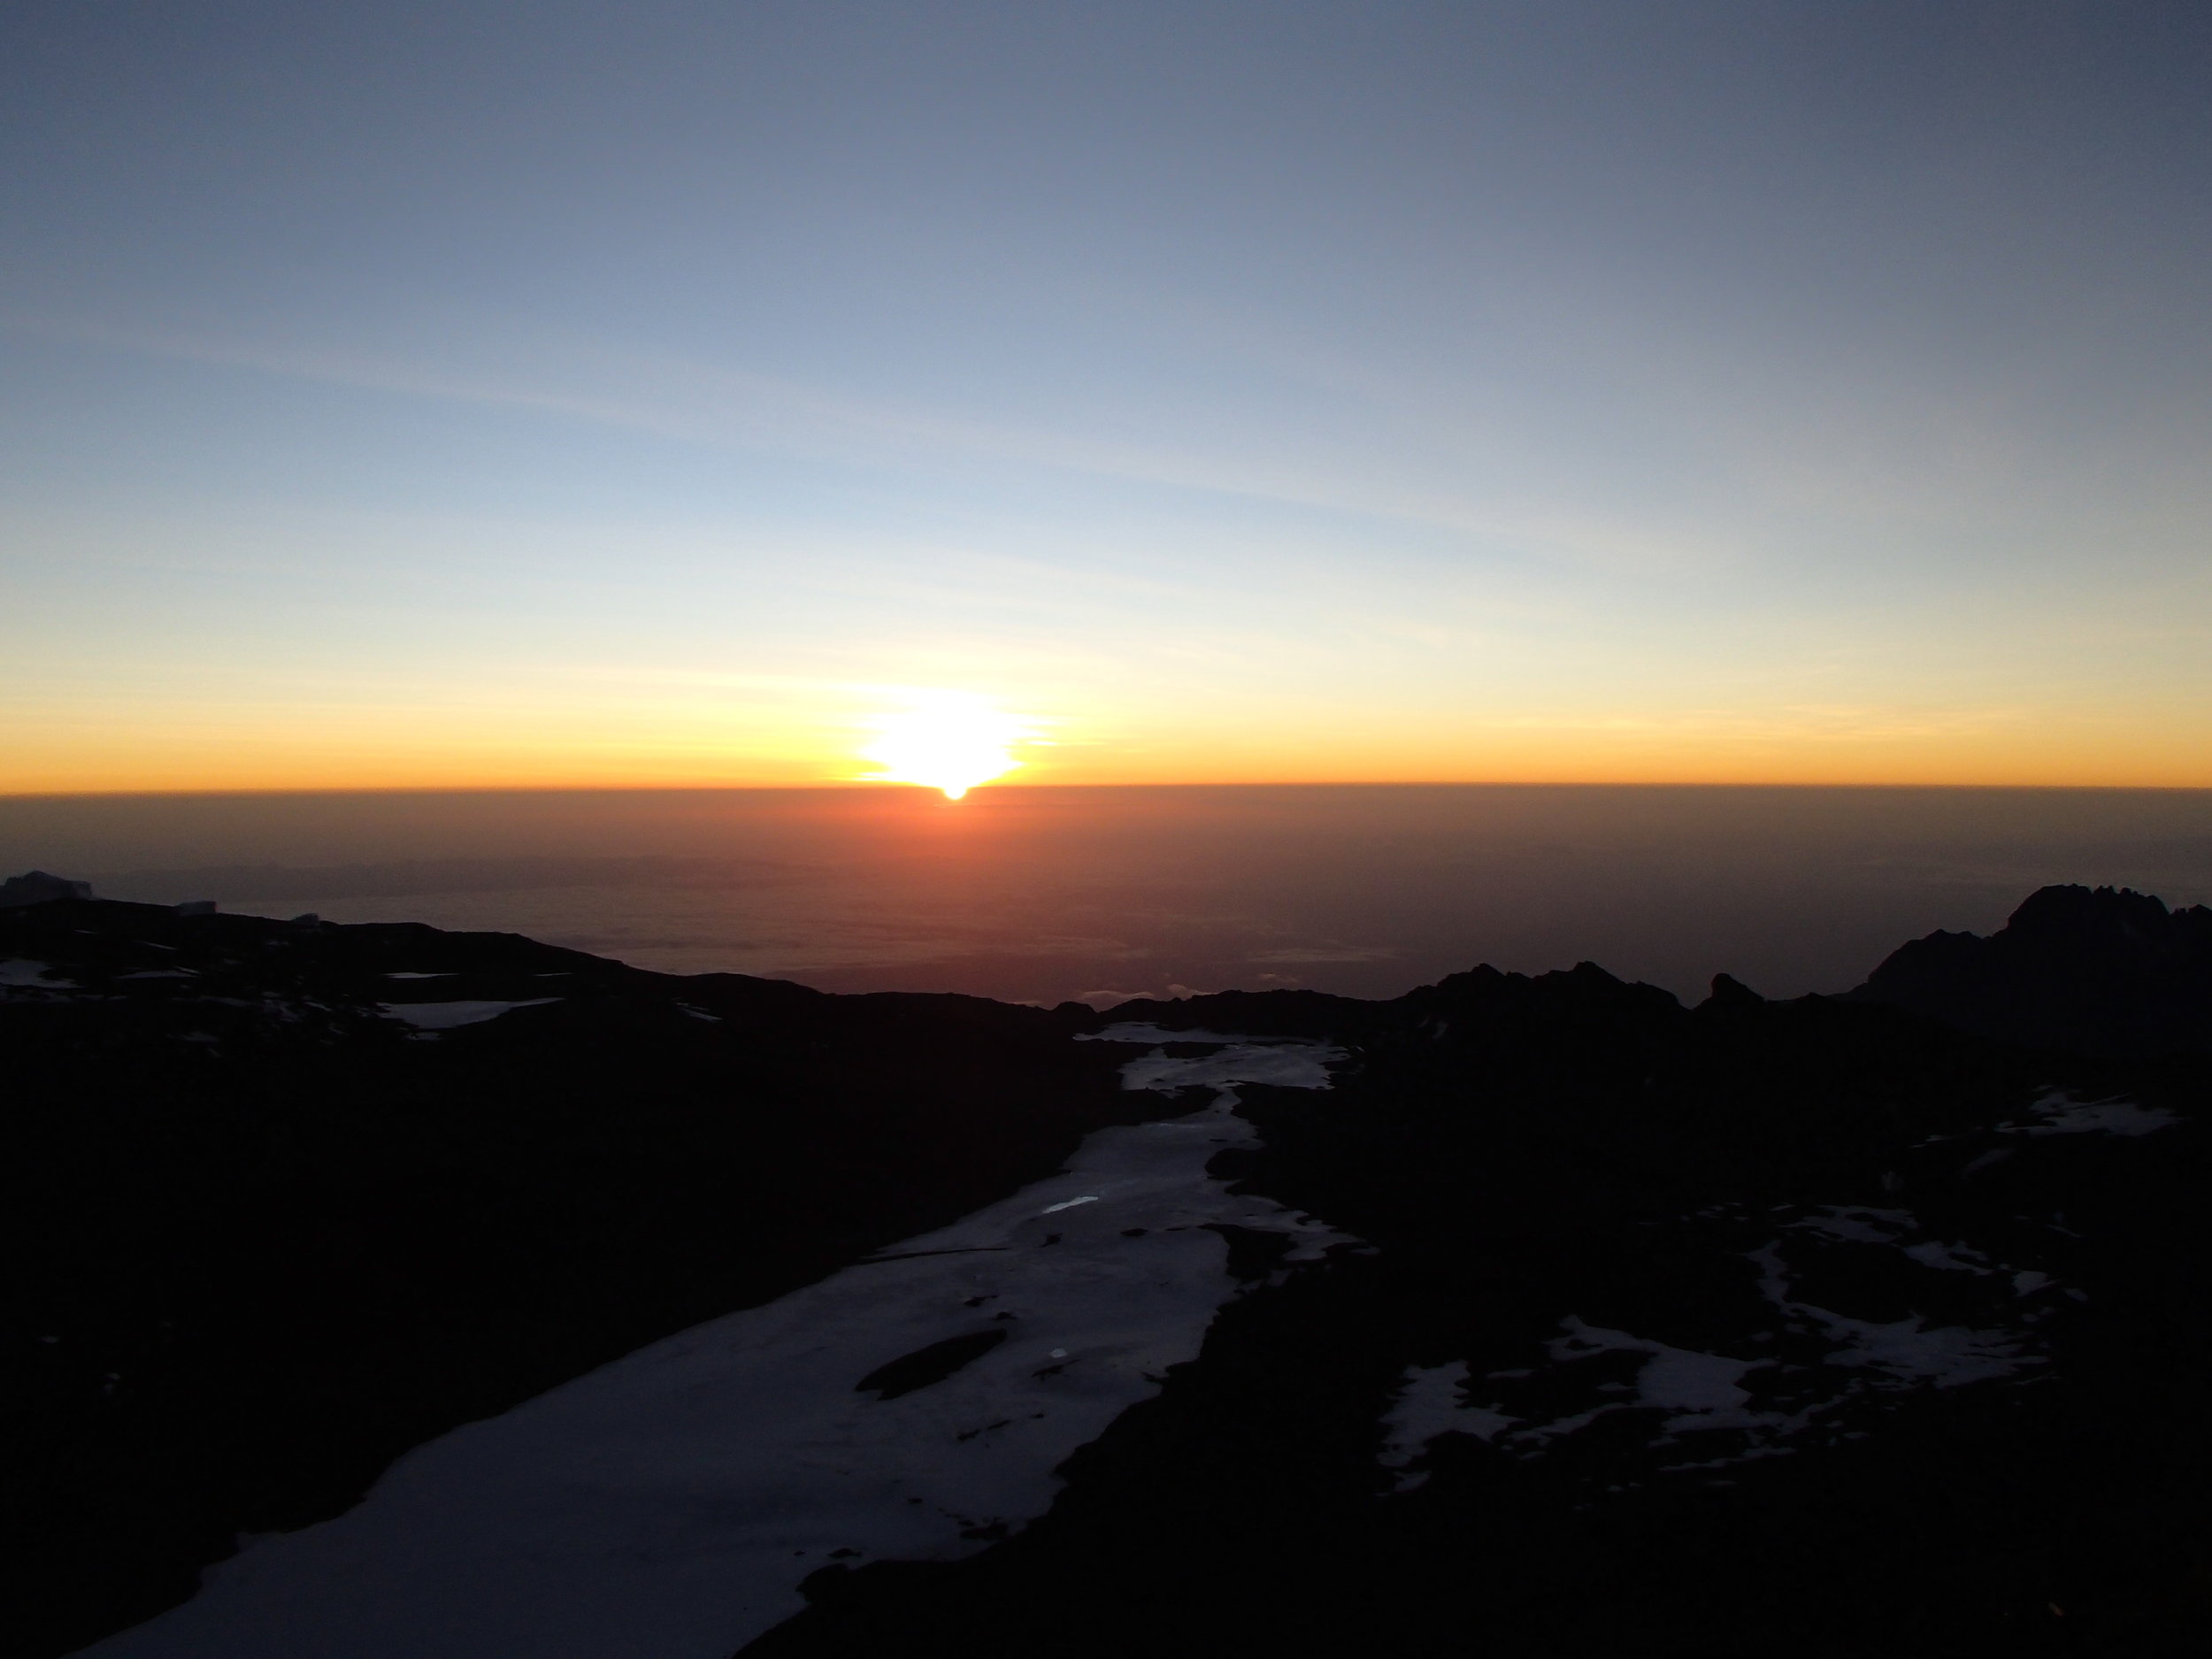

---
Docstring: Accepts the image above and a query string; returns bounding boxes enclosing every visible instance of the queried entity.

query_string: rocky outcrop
[755,940,2211,1658]
[0,871,94,907]
[1853,883,2212,1056]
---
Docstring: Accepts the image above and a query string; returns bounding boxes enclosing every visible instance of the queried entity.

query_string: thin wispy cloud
[9,310,1748,578]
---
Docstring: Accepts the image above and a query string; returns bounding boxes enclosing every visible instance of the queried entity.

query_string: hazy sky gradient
[4,1,2208,789]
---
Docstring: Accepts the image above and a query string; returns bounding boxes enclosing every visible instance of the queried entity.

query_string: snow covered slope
[75,1033,1349,1658]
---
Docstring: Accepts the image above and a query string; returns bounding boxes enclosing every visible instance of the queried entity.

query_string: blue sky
[4,1,2208,788]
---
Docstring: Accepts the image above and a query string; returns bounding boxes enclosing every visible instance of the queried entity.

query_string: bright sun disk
[860,695,1025,799]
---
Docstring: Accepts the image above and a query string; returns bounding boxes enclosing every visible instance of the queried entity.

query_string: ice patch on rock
[1379,1203,2051,1485]
[1814,1312,2034,1387]
[1748,1242,2037,1388]
[1378,1362,1518,1491]
[1117,1041,1343,1093]
[2000,1091,2179,1138]
[378,998,563,1031]
[1550,1318,1779,1432]
[1788,1206,1913,1246]
[1901,1240,1996,1275]
[76,1040,1350,1659]
[0,957,69,988]
[1077,1023,1257,1045]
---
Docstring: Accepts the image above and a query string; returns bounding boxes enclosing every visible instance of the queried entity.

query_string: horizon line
[6,779,2212,803]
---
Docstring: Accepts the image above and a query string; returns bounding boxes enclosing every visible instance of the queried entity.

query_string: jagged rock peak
[1854,883,2212,1058]
[2003,882,2209,944]
[1702,972,1765,1009]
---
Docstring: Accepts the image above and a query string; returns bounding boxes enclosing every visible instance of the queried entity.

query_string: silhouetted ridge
[1701,971,1765,1010]
[1853,883,2212,1057]
[1061,985,1370,1041]
[0,870,93,907]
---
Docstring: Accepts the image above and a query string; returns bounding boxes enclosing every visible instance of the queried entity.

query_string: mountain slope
[754,965,2212,1655]
[1853,882,2212,1056]
[9,885,2211,1656]
[1,897,1139,1657]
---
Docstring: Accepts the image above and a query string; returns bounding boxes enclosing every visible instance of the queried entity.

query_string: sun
[859,693,1027,799]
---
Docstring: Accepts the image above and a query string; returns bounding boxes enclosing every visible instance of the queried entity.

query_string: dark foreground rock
[8,881,2211,1657]
[0,897,1141,1658]
[1854,882,2212,1057]
[752,955,2212,1655]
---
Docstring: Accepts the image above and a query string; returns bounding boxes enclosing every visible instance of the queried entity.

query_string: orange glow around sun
[858,693,1027,799]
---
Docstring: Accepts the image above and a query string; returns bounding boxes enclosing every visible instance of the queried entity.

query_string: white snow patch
[1549,1318,1780,1433]
[1118,1041,1343,1093]
[1793,1207,2009,1280]
[1433,1213,2050,1477]
[1789,1207,1912,1246]
[1812,1313,2035,1387]
[1901,1240,1995,1275]
[377,999,563,1031]
[1378,1362,1518,1491]
[1393,1317,1812,1476]
[78,1060,1350,1659]
[0,957,71,988]
[1077,1023,1255,1045]
[1749,1243,2035,1389]
[2000,1092,2179,1139]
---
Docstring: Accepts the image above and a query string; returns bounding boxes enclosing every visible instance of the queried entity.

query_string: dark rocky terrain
[0,891,1141,1657]
[762,964,2210,1655]
[6,879,2208,1656]
[1853,882,2212,1057]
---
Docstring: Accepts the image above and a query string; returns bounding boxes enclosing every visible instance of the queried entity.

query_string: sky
[3,0,2208,793]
